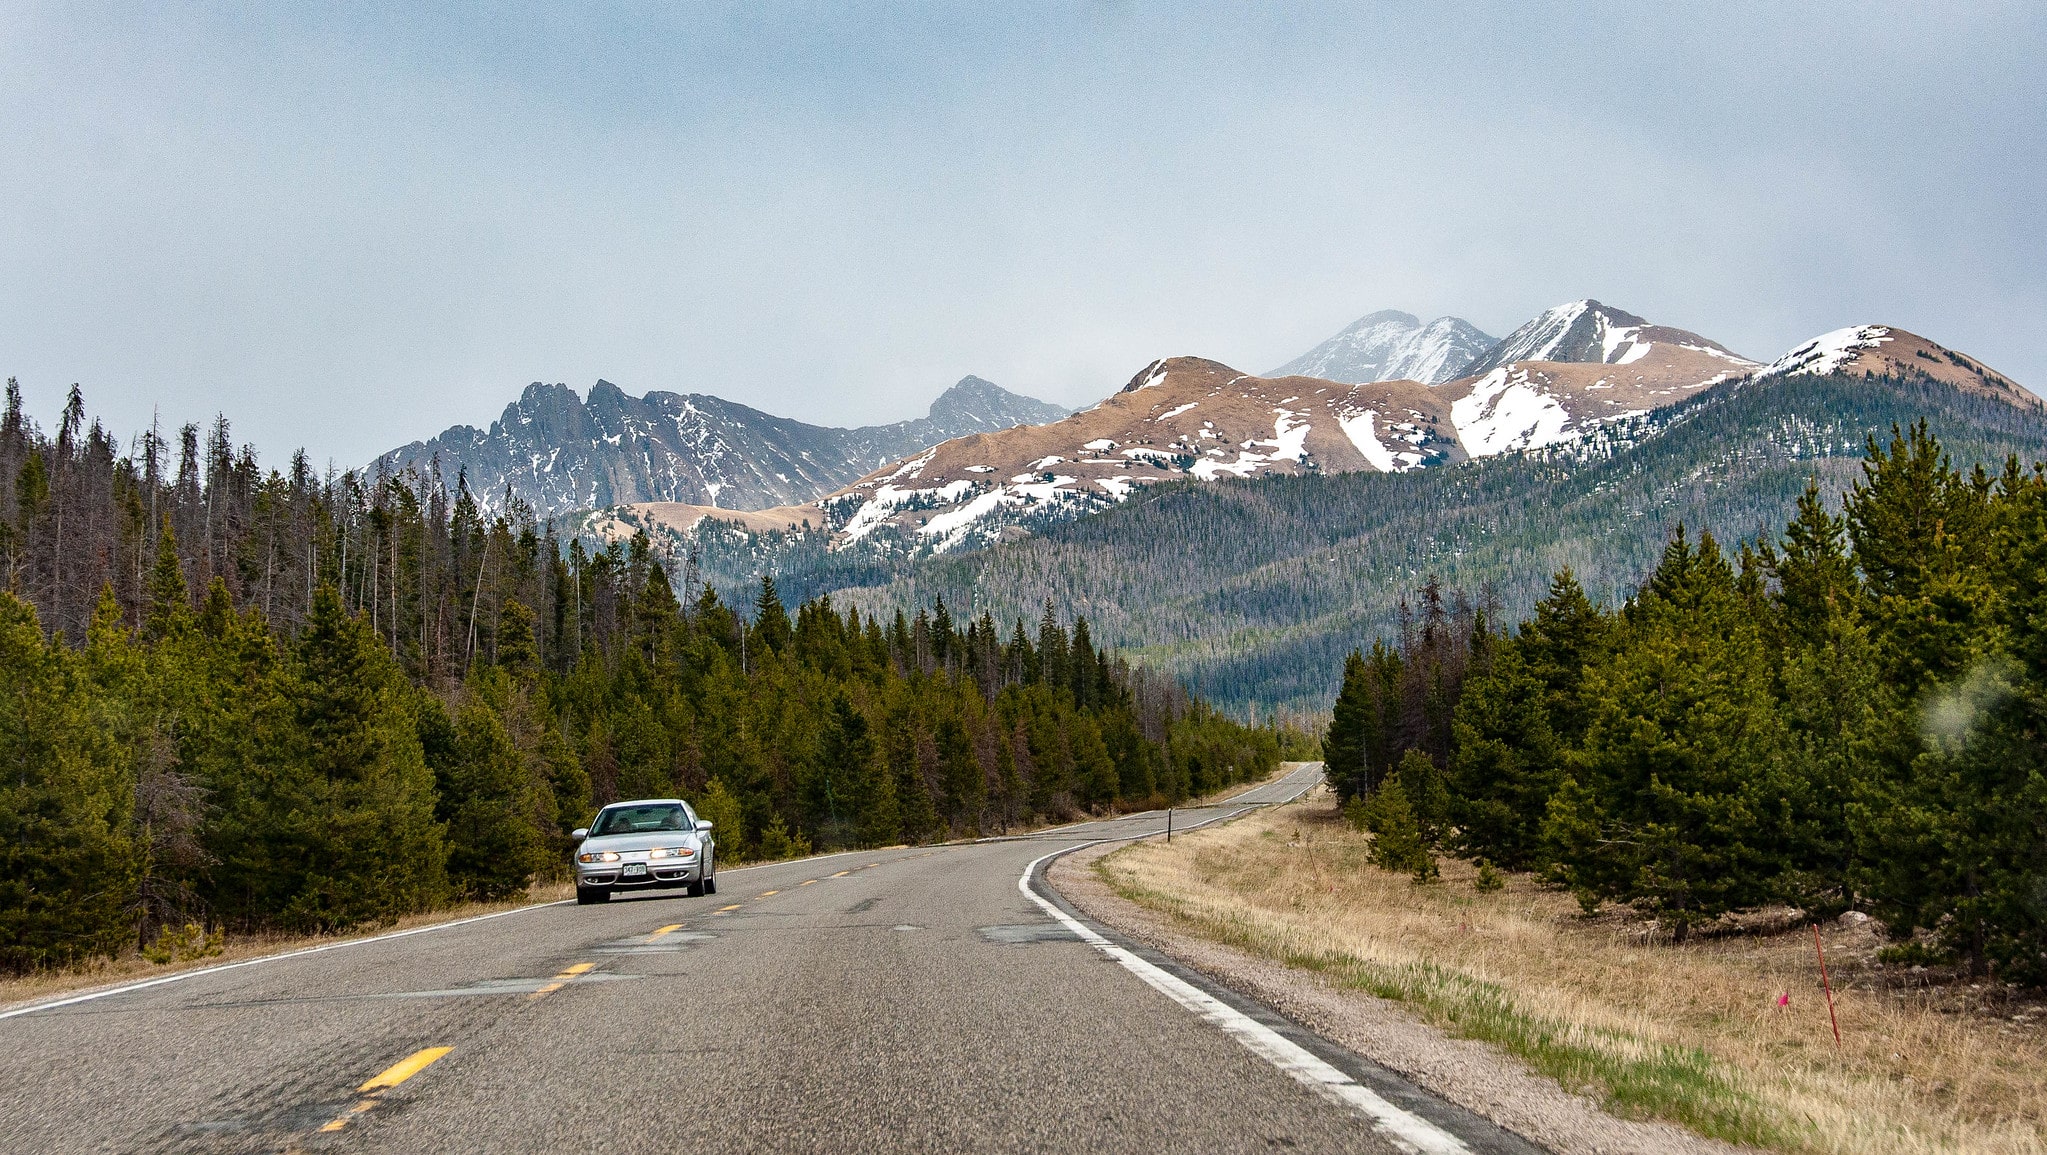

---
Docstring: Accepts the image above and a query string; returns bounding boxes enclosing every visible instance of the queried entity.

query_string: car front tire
[576,884,610,905]
[703,866,717,895]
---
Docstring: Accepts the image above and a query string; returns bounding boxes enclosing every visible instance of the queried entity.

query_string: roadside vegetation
[0,382,1281,975]
[1326,423,2047,982]
[1100,801,2046,1155]
[1097,422,2047,1152]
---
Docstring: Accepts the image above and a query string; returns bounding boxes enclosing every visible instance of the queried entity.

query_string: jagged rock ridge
[372,376,1070,516]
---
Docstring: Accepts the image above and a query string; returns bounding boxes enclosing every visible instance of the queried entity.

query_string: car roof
[598,798,688,809]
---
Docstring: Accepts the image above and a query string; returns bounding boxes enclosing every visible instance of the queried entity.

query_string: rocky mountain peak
[1267,311,1495,386]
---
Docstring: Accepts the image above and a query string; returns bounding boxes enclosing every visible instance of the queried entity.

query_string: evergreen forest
[0,381,1279,972]
[1324,424,2047,984]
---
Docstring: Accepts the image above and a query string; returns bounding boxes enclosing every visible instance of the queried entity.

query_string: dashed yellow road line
[831,870,850,877]
[714,904,742,914]
[529,961,595,1000]
[759,889,779,897]
[800,879,816,885]
[316,1047,452,1133]
[359,1046,453,1092]
[646,924,684,943]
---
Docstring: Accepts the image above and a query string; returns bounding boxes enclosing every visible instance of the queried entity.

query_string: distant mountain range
[361,295,2044,710]
[799,368,2047,711]
[371,375,1069,515]
[601,299,1998,556]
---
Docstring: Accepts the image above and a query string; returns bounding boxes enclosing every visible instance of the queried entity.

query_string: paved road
[0,763,1541,1154]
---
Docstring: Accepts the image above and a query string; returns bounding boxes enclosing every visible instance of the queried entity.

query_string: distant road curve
[0,762,1542,1154]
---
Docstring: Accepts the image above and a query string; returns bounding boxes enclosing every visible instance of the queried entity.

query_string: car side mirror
[571,828,589,840]
[695,820,714,832]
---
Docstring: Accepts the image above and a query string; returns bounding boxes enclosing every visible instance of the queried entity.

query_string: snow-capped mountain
[1755,324,2038,410]
[1266,310,1495,385]
[371,376,1070,516]
[574,303,2037,564]
[1459,300,1755,379]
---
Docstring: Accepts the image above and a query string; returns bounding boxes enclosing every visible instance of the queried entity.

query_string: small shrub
[1876,940,1954,967]
[1342,794,1370,832]
[1473,860,1506,892]
[753,815,813,861]
[142,922,224,965]
[1363,779,1438,883]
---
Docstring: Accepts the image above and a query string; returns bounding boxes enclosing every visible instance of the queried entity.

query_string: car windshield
[592,805,690,836]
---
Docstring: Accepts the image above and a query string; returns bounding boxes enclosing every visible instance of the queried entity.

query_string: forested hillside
[816,371,2047,711]
[1324,424,2047,983]
[0,380,1277,971]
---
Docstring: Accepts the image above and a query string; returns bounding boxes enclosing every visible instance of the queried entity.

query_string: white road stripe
[0,901,573,1023]
[0,842,929,1023]
[1018,830,1471,1151]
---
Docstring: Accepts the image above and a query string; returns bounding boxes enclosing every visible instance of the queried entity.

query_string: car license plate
[622,863,646,876]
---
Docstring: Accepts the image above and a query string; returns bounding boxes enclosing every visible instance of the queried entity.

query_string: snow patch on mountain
[1757,326,1894,379]
[1452,368,1573,456]
[1340,411,1397,472]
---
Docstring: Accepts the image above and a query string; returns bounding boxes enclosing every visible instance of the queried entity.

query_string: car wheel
[576,885,609,905]
[704,870,716,895]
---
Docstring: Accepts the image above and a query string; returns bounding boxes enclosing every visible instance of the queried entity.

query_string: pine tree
[1394,748,1450,846]
[1323,649,1373,800]
[813,693,874,848]
[437,697,541,901]
[1542,529,1788,941]
[0,592,139,970]
[753,575,791,654]
[1363,777,1436,882]
[143,517,187,642]
[275,585,446,930]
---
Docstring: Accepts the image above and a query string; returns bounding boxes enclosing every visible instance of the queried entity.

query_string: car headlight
[577,851,621,863]
[648,846,694,859]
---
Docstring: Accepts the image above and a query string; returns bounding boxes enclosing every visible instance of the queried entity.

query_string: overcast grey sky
[3,3,2042,466]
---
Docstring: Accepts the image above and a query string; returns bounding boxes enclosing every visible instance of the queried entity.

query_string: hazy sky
[4,3,2043,467]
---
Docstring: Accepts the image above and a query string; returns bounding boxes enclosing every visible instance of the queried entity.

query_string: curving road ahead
[0,764,1541,1154]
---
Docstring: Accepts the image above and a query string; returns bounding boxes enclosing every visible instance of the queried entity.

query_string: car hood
[578,832,703,854]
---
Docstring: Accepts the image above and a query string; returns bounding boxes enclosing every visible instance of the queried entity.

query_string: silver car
[571,799,717,905]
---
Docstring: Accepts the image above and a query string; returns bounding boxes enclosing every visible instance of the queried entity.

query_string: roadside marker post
[1812,924,1842,1048]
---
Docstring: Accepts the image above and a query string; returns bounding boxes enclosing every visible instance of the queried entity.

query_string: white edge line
[0,841,901,1023]
[0,900,574,1023]
[1015,791,1469,1155]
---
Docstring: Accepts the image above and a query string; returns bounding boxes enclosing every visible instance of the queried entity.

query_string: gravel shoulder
[1049,839,1747,1155]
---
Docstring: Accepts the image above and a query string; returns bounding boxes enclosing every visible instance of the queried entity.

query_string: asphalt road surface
[0,764,1543,1154]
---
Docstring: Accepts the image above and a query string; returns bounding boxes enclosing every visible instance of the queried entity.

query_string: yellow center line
[714,904,742,914]
[317,1046,453,1133]
[831,870,850,877]
[646,924,684,943]
[529,961,595,1000]
[759,889,779,897]
[799,879,816,886]
[359,1046,454,1092]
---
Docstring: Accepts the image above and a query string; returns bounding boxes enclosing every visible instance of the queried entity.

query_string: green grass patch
[1096,853,1796,1151]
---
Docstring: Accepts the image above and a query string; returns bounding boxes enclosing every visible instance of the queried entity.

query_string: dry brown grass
[1099,789,2047,1155]
[0,881,575,1011]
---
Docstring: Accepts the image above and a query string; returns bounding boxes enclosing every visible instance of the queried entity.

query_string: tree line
[1326,424,2047,985]
[0,383,1280,971]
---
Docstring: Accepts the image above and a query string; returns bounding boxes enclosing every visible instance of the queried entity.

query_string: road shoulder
[1048,841,1742,1155]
